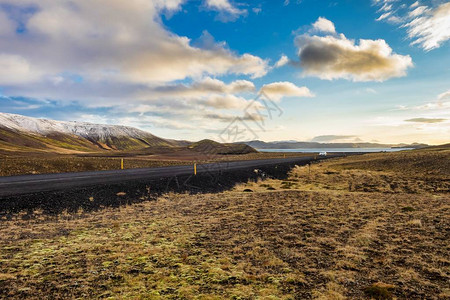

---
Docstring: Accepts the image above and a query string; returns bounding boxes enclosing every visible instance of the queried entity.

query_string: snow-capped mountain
[0,112,156,139]
[0,112,180,151]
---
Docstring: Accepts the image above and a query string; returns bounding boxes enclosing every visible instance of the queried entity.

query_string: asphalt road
[0,156,333,197]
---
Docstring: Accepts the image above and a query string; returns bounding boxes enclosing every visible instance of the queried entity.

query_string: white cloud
[294,21,413,82]
[374,1,450,50]
[274,55,289,68]
[410,2,419,9]
[204,0,246,21]
[252,7,262,14]
[405,2,450,51]
[259,82,313,101]
[0,0,268,90]
[398,90,450,111]
[377,12,392,21]
[311,17,336,34]
[408,6,428,18]
[0,54,41,85]
[438,90,450,101]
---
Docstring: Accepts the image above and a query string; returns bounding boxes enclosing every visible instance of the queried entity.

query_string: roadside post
[194,163,197,175]
[121,158,124,170]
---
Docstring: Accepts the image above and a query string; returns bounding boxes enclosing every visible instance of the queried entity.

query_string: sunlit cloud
[274,55,289,68]
[259,82,313,101]
[311,17,336,34]
[0,0,267,90]
[294,19,413,81]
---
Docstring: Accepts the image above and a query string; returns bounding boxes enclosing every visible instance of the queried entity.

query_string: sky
[0,0,449,145]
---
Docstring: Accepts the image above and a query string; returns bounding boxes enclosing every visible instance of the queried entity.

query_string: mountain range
[240,140,428,150]
[0,112,188,154]
[0,112,429,155]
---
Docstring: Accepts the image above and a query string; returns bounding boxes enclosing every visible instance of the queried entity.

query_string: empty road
[0,156,334,197]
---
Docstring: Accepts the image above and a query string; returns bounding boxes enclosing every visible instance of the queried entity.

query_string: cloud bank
[0,0,267,89]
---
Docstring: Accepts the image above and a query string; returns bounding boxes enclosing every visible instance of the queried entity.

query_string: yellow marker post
[194,163,197,175]
[121,158,124,170]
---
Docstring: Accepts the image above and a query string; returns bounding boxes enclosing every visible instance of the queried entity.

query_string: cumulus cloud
[311,17,336,34]
[374,1,450,50]
[294,19,413,81]
[0,0,267,90]
[259,82,313,101]
[405,118,446,123]
[204,0,247,21]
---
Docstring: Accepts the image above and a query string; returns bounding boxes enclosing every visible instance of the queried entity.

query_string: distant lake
[257,148,414,153]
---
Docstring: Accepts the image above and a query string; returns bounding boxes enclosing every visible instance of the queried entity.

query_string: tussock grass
[0,150,449,298]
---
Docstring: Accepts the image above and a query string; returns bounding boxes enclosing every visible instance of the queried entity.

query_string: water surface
[257,148,413,153]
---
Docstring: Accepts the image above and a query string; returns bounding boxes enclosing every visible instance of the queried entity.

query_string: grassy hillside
[0,128,256,159]
[0,149,448,298]
[0,127,99,153]
[0,126,180,154]
[188,139,258,155]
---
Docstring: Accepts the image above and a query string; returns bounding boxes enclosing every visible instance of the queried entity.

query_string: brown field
[0,151,311,177]
[0,149,449,299]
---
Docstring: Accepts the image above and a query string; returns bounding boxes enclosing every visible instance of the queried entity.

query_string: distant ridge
[241,140,429,150]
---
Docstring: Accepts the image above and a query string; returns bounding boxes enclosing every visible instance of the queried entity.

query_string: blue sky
[0,0,449,144]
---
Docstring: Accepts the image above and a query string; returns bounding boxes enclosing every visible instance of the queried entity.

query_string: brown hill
[188,139,257,155]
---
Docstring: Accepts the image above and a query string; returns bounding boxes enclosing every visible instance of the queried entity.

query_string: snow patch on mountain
[0,112,156,140]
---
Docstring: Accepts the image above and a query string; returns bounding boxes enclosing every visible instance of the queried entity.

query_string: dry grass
[0,150,449,299]
[0,152,311,177]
